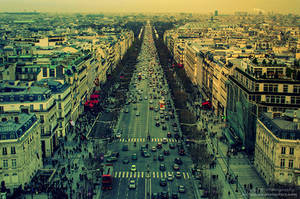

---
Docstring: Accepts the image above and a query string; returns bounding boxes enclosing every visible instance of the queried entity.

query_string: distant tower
[214,10,218,16]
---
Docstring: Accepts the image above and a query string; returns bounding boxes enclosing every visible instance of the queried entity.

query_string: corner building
[0,113,42,191]
[254,110,300,187]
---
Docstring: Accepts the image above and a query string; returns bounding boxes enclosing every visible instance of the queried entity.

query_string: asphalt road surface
[101,21,196,199]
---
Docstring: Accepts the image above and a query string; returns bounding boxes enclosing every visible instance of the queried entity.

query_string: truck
[102,164,113,190]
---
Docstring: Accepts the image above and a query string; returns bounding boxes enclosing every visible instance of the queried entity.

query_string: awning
[90,94,100,99]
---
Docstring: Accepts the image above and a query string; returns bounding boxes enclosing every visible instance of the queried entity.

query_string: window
[49,69,55,77]
[12,159,16,169]
[11,146,16,154]
[2,147,7,155]
[288,160,293,169]
[255,84,259,92]
[264,84,268,92]
[40,104,43,111]
[290,148,294,155]
[42,67,47,77]
[283,85,288,93]
[3,160,8,169]
[58,103,62,109]
[41,127,45,135]
[281,147,286,154]
[40,115,44,123]
[280,159,285,168]
[30,104,34,111]
[293,86,300,94]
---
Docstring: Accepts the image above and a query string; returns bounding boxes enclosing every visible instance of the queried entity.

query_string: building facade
[0,113,42,191]
[254,110,300,187]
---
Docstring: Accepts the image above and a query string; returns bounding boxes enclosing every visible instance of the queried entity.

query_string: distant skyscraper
[214,10,218,16]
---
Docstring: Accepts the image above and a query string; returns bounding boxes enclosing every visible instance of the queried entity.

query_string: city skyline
[1,0,299,14]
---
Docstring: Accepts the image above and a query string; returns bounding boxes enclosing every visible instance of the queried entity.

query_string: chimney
[293,111,298,123]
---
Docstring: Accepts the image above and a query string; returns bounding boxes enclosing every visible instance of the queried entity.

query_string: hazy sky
[1,0,299,14]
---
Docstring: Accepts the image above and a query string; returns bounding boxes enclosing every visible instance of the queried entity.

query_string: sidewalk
[22,113,101,199]
[198,110,269,199]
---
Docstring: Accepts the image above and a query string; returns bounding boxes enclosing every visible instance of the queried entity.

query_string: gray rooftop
[260,110,300,140]
[0,113,38,141]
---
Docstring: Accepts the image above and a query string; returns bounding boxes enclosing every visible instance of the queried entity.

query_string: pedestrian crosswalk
[113,171,190,179]
[117,138,178,143]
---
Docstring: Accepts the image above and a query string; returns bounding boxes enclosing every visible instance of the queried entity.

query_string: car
[161,119,165,124]
[171,192,179,199]
[169,143,175,149]
[106,157,118,162]
[167,173,174,181]
[128,179,136,189]
[160,163,166,171]
[131,153,137,160]
[111,152,119,158]
[174,158,183,165]
[158,154,164,161]
[155,121,160,127]
[175,172,182,179]
[173,127,179,132]
[172,123,178,127]
[154,116,159,121]
[116,132,122,138]
[124,108,129,113]
[131,165,137,172]
[151,193,159,199]
[159,178,167,186]
[178,149,185,156]
[173,164,180,171]
[163,150,170,156]
[178,185,185,193]
[160,191,169,199]
[162,138,168,144]
[142,150,151,158]
[167,132,172,138]
[145,96,148,100]
[149,106,154,110]
[149,100,153,104]
[160,114,164,119]
[170,114,175,119]
[165,115,169,121]
[123,158,129,164]
[162,125,167,130]
[136,111,140,116]
[122,145,129,151]
[154,107,159,112]
[134,105,137,110]
[151,146,157,152]
[156,143,162,149]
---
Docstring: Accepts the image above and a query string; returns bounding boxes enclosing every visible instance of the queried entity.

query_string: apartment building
[254,110,300,187]
[34,79,71,138]
[0,113,42,191]
[0,82,58,158]
[227,58,300,152]
[229,58,300,114]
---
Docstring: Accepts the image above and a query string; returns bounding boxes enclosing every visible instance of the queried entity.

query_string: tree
[173,89,187,109]
[252,58,258,65]
[179,109,196,124]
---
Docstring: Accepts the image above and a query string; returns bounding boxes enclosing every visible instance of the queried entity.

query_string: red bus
[102,164,113,190]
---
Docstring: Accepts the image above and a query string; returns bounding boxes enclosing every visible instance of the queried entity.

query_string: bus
[102,164,114,190]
